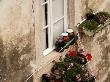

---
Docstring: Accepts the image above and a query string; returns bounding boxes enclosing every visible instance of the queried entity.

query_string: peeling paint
[0,0,35,82]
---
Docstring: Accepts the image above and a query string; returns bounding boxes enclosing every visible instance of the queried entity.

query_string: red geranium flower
[68,50,77,57]
[79,56,82,60]
[86,53,92,61]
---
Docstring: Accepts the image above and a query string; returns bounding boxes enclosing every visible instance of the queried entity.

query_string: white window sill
[43,47,55,56]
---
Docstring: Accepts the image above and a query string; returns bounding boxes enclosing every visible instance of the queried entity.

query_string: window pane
[43,28,49,50]
[52,0,64,21]
[42,4,48,26]
[53,19,64,44]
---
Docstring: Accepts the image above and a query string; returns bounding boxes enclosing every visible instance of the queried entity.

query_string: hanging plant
[81,19,99,31]
[85,12,95,20]
[94,12,110,24]
[41,74,53,82]
[64,51,87,65]
[79,10,110,36]
[41,50,95,82]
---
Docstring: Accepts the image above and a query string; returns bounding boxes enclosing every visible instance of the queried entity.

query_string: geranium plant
[55,31,78,52]
[41,50,95,82]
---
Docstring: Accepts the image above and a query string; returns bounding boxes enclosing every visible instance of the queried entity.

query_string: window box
[78,11,110,36]
[55,29,78,52]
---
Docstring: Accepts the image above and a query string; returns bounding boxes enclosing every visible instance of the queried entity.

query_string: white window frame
[42,0,68,56]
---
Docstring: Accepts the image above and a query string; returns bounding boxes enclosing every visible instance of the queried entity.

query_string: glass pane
[42,4,48,26]
[43,28,49,50]
[52,0,64,21]
[53,19,64,44]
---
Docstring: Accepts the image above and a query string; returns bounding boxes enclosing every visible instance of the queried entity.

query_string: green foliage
[62,64,82,82]
[64,53,87,65]
[85,12,95,20]
[94,12,110,24]
[50,52,90,82]
[81,11,110,34]
[97,12,110,18]
[51,62,67,73]
[42,51,95,82]
[82,19,99,31]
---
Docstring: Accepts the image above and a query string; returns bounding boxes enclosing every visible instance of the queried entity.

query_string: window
[42,0,68,55]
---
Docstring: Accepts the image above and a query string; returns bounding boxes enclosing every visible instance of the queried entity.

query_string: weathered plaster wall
[0,0,35,82]
[80,0,110,17]
[79,0,110,82]
[89,25,110,82]
[68,0,75,28]
[68,0,85,30]
[68,0,83,29]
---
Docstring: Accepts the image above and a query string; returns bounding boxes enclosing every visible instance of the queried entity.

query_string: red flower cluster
[79,56,83,60]
[86,53,92,61]
[68,50,77,57]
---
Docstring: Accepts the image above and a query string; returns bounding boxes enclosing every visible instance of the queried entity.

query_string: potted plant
[81,19,99,36]
[41,49,95,82]
[80,10,110,36]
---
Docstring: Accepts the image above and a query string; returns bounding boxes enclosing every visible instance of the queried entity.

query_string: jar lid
[61,33,68,36]
[66,29,73,33]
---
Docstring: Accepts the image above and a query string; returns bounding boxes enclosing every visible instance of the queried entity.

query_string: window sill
[43,47,55,56]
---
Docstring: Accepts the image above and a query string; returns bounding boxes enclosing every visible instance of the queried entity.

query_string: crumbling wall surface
[0,0,35,82]
[80,0,110,82]
[80,0,110,19]
[68,0,75,28]
[87,25,110,82]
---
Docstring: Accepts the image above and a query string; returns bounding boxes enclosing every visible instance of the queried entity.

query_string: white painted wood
[48,0,53,49]
[53,16,64,24]
[42,1,48,6]
[42,25,49,30]
[43,47,55,56]
[42,0,68,56]
[64,0,68,31]
[48,0,52,49]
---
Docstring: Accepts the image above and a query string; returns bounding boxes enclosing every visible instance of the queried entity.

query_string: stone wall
[80,0,110,18]
[68,0,75,28]
[0,0,35,82]
[78,0,110,82]
[89,25,110,82]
